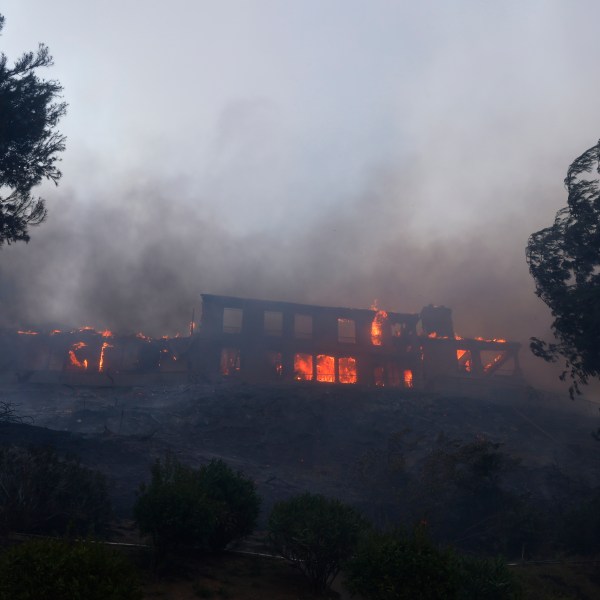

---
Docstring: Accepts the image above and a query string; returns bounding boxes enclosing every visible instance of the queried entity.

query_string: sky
[1,1,600,391]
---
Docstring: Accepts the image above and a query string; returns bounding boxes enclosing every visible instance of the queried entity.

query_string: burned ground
[1,381,598,533]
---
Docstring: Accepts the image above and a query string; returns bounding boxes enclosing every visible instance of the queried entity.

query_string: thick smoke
[0,158,569,391]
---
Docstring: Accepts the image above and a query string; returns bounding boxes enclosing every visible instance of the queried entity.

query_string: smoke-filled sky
[2,1,600,390]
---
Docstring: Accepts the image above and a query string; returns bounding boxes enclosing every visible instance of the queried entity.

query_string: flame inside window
[220,347,240,376]
[294,353,313,381]
[316,355,335,382]
[267,351,283,376]
[456,349,472,373]
[371,310,388,346]
[403,370,413,388]
[339,357,357,384]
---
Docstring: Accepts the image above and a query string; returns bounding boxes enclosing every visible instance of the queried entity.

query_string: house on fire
[190,294,523,389]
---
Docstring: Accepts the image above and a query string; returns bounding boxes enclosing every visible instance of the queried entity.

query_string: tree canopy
[526,138,600,396]
[0,13,66,246]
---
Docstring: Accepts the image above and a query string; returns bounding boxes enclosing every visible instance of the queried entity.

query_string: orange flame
[339,357,357,384]
[316,355,335,383]
[99,341,113,372]
[17,330,38,335]
[69,342,88,370]
[371,310,388,346]
[403,369,413,388]
[294,353,313,381]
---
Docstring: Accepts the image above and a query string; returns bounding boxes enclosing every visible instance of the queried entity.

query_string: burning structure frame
[191,294,522,388]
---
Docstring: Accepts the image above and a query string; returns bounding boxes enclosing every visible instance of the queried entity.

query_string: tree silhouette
[0,14,66,246]
[527,139,600,396]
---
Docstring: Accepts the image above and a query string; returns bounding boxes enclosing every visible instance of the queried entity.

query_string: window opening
[374,366,385,387]
[223,308,243,334]
[220,347,240,375]
[339,357,357,384]
[456,349,472,373]
[267,351,283,377]
[316,355,335,382]
[337,318,356,343]
[294,353,313,380]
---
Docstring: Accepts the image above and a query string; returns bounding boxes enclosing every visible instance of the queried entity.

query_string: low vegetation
[0,538,141,600]
[268,492,367,593]
[0,445,110,536]
[134,454,260,561]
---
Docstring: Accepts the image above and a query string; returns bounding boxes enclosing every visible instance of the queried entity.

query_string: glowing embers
[316,355,335,382]
[68,342,88,370]
[374,363,413,388]
[267,351,283,377]
[456,349,472,373]
[220,347,240,376]
[481,350,508,374]
[338,357,357,384]
[294,353,313,381]
[371,310,388,346]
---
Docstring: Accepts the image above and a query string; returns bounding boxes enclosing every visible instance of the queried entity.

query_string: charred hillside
[1,381,598,532]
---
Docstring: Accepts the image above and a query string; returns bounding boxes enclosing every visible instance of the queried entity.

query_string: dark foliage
[345,526,462,600]
[559,488,600,555]
[526,138,600,396]
[268,492,367,593]
[345,527,520,600]
[198,458,261,552]
[134,455,259,560]
[0,538,142,600]
[0,13,66,246]
[0,445,110,536]
[407,435,533,556]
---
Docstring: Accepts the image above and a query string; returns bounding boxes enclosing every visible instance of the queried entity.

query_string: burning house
[0,293,522,389]
[190,294,523,389]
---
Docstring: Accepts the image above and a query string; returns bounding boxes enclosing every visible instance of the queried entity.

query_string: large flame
[316,355,335,383]
[371,310,388,346]
[294,353,313,381]
[339,357,357,384]
[403,369,413,388]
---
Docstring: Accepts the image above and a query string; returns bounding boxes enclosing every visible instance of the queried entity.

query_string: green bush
[0,538,142,600]
[198,458,261,552]
[0,445,110,536]
[458,555,521,600]
[134,454,259,559]
[268,492,366,593]
[345,526,462,600]
[345,527,521,600]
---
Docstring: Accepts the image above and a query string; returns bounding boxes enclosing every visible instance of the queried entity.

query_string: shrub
[345,527,521,600]
[0,538,142,600]
[198,458,261,552]
[134,454,260,559]
[458,555,522,600]
[0,445,110,536]
[268,492,366,593]
[345,526,462,600]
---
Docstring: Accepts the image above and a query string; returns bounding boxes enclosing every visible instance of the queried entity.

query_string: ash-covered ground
[1,382,599,525]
